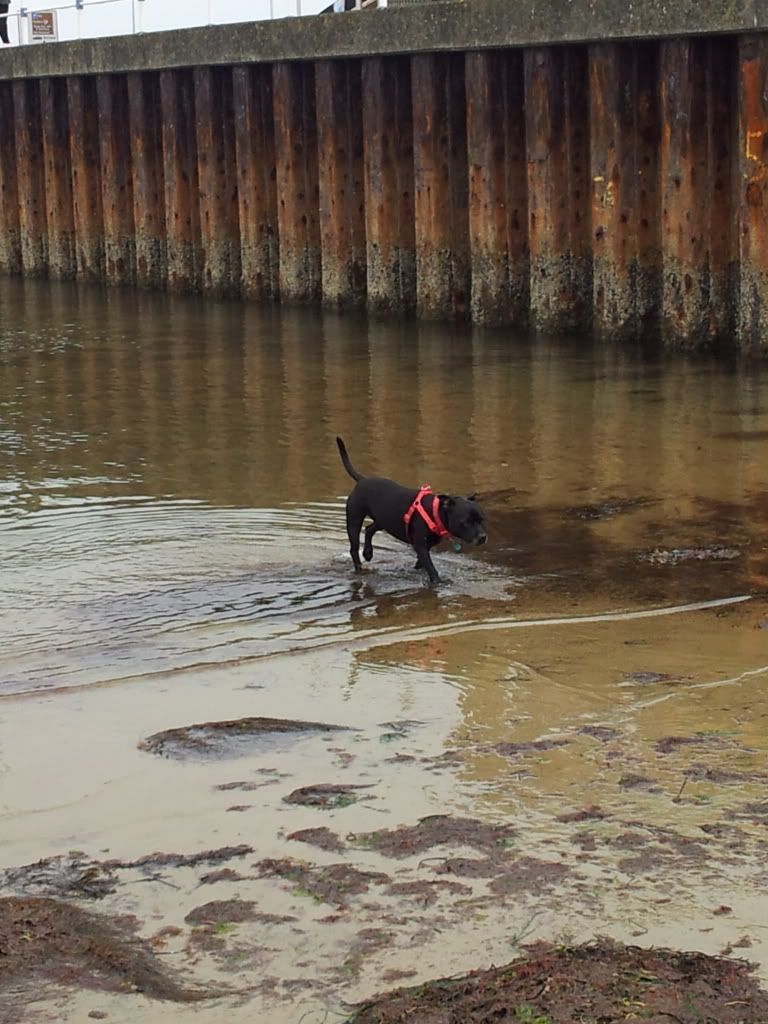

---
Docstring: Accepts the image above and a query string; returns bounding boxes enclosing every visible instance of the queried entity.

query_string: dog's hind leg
[345,499,365,573]
[362,522,380,562]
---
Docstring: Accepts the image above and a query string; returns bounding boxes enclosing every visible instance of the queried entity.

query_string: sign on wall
[30,10,58,41]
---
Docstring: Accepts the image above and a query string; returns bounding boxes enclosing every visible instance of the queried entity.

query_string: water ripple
[0,495,512,696]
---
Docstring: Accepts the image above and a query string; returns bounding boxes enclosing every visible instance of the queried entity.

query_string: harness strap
[403,485,449,540]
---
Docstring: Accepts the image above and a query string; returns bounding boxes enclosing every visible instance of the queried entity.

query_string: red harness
[403,485,449,540]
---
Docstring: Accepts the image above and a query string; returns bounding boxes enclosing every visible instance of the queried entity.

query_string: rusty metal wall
[1,37,767,350]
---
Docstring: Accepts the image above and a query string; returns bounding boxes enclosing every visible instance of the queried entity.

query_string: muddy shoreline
[4,611,768,1024]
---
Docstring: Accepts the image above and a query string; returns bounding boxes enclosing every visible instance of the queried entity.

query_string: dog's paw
[363,546,374,562]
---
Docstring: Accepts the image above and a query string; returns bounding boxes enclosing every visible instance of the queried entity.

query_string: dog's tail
[336,436,363,482]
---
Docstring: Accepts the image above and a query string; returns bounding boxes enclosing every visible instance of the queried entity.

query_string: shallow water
[3,278,768,1022]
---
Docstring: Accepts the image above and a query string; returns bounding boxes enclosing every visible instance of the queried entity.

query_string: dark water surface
[2,278,768,695]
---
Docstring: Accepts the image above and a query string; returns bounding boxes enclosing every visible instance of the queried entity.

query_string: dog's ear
[439,494,455,507]
[467,492,477,502]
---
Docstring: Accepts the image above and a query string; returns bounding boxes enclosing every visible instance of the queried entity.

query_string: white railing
[1,0,342,46]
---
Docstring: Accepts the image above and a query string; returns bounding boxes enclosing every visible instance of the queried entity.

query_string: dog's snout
[477,534,487,545]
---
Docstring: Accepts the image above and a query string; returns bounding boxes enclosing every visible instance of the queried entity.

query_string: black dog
[336,437,487,584]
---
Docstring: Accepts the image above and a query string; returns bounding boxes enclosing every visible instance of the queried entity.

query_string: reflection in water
[2,277,768,696]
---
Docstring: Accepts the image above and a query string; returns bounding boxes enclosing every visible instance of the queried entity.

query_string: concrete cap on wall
[0,0,767,80]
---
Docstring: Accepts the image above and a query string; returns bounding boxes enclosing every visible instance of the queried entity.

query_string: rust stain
[193,66,241,297]
[0,82,21,273]
[316,59,366,309]
[362,55,415,316]
[12,80,48,275]
[466,49,528,325]
[412,52,470,321]
[525,45,590,333]
[96,74,135,285]
[746,129,763,163]
[39,78,75,279]
[160,69,201,293]
[67,76,104,281]
[233,64,279,302]
[127,72,166,288]
[736,39,768,349]
[746,181,763,206]
[272,61,321,304]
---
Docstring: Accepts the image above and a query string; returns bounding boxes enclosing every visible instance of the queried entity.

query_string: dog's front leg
[413,541,440,584]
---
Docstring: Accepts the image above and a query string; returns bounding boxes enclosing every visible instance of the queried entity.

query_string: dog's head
[440,494,487,546]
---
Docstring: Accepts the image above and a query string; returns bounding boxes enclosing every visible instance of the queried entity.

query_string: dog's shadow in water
[347,575,443,628]
[340,543,512,623]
